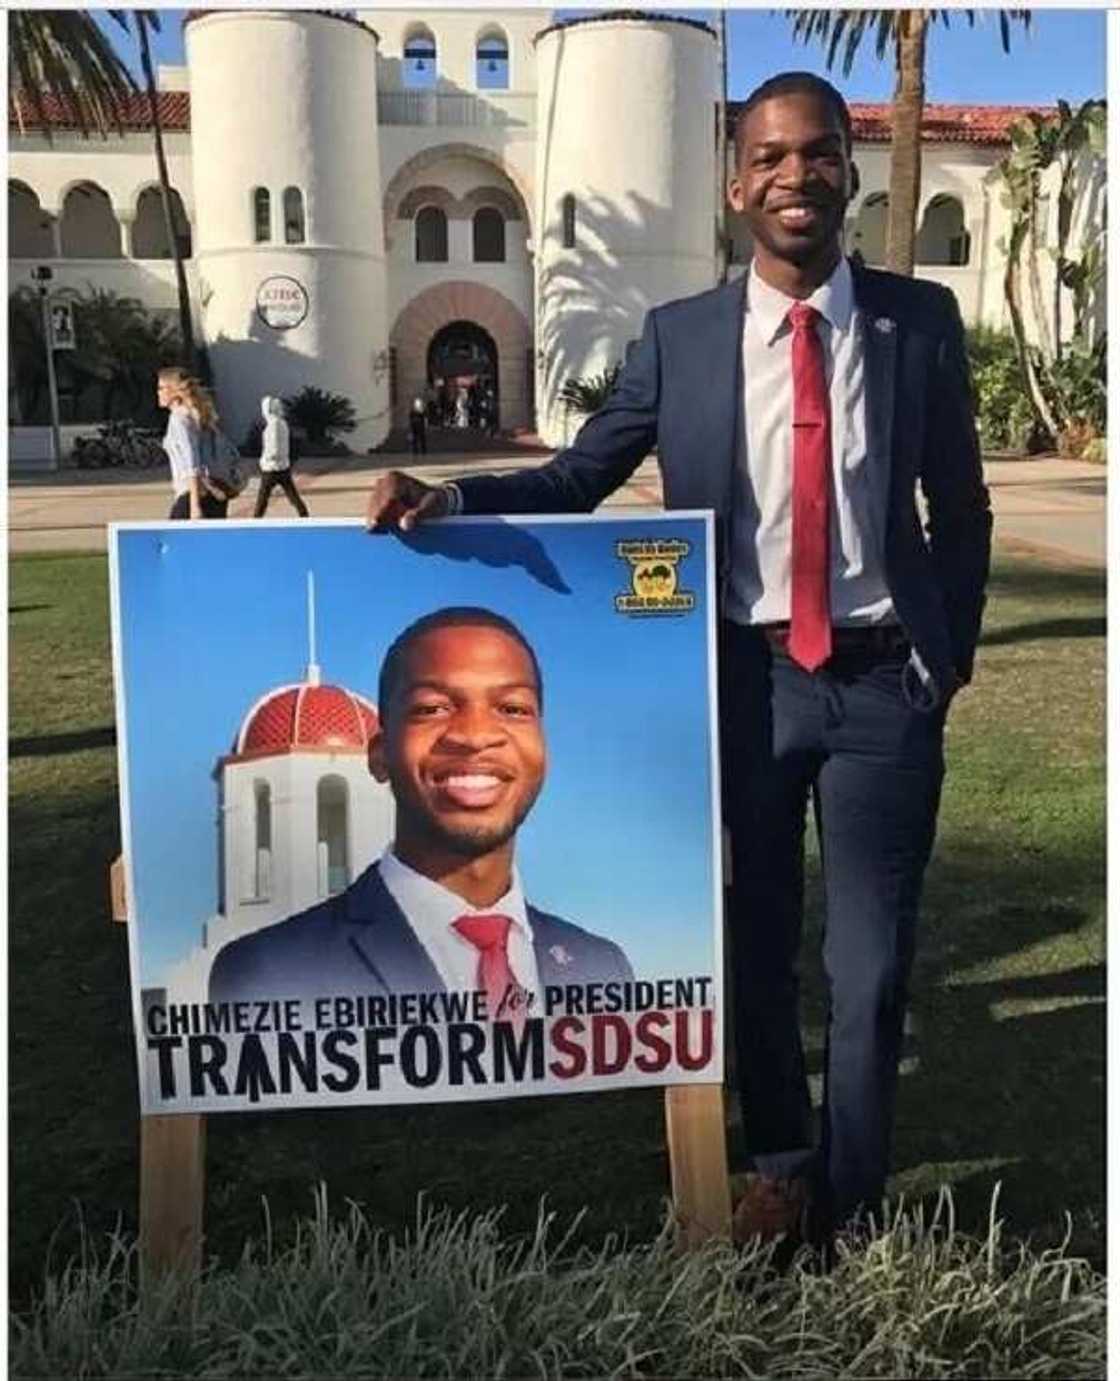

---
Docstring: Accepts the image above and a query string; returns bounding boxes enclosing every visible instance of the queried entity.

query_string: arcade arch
[9,180,55,258]
[850,192,888,266]
[132,186,193,259]
[916,194,970,266]
[60,181,121,258]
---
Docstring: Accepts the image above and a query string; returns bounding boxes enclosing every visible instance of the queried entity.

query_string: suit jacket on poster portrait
[208,860,634,1005]
[454,262,992,706]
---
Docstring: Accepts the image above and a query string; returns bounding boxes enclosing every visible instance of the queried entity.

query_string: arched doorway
[390,281,532,434]
[426,320,499,430]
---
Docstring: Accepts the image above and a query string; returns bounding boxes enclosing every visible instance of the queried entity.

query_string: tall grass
[10,1186,1103,1380]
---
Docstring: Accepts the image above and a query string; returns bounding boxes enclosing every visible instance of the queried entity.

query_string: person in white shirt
[253,395,309,518]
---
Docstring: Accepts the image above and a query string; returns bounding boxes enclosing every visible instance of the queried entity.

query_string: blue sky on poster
[100,7,1106,105]
[114,518,718,986]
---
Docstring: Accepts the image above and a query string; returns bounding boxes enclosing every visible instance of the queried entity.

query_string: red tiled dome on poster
[234,680,378,756]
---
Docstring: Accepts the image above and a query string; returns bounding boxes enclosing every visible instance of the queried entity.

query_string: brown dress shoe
[731,1173,811,1246]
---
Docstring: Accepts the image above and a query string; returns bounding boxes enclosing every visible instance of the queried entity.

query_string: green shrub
[282,386,357,447]
[9,1186,1105,1379]
[559,363,622,417]
[1042,334,1107,445]
[966,327,1035,451]
[8,287,180,427]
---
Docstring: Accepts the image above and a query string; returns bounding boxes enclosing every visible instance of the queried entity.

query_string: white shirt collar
[378,849,533,944]
[746,254,854,346]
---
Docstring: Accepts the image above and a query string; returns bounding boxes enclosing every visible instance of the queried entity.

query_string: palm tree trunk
[1024,180,1055,370]
[136,16,195,370]
[885,10,927,276]
[1003,222,1059,443]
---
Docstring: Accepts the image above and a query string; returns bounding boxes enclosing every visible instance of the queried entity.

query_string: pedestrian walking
[253,396,309,518]
[158,367,228,520]
[409,395,428,456]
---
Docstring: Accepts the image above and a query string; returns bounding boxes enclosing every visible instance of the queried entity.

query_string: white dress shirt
[378,851,542,1005]
[726,257,895,627]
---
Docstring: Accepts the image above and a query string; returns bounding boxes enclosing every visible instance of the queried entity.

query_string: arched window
[132,186,192,259]
[253,781,272,901]
[561,193,576,249]
[403,26,437,89]
[916,194,970,266]
[476,27,509,89]
[9,181,55,258]
[473,206,505,263]
[316,776,350,899]
[283,186,306,244]
[253,186,271,243]
[415,205,448,262]
[850,192,888,267]
[59,182,121,259]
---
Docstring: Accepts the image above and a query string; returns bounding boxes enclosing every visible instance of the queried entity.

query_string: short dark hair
[377,607,544,717]
[734,70,853,166]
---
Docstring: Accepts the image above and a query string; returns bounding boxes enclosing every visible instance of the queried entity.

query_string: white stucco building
[8,7,1102,454]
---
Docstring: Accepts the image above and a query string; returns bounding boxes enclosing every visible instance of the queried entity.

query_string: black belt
[757,622,909,659]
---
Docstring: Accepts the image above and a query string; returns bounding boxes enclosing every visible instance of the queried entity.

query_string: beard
[392,781,542,860]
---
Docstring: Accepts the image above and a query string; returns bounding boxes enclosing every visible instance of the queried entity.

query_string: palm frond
[8,10,136,140]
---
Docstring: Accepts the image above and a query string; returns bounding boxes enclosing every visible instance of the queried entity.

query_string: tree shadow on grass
[9,725,117,758]
[985,560,1105,604]
[781,835,1106,1268]
[979,616,1106,647]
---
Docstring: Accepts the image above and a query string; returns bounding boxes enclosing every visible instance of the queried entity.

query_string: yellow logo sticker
[615,539,696,616]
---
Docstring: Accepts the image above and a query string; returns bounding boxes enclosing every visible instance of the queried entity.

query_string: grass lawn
[7,545,1105,1311]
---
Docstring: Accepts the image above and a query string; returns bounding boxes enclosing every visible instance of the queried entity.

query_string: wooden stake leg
[140,1113,206,1283]
[664,1084,731,1247]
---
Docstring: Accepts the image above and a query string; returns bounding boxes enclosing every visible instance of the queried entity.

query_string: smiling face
[369,623,546,868]
[729,89,856,289]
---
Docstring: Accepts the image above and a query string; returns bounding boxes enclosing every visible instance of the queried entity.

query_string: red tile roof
[9,90,190,135]
[11,90,1053,146]
[729,100,1058,146]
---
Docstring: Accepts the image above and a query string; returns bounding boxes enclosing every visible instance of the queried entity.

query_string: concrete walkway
[7,450,1106,566]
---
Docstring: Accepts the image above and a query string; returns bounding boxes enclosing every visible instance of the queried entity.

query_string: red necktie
[787,302,832,672]
[452,913,526,1029]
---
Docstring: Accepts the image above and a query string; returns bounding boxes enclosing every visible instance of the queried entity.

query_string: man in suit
[367,73,991,1241]
[210,607,633,1014]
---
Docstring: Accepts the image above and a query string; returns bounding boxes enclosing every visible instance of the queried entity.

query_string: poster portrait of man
[110,515,722,1115]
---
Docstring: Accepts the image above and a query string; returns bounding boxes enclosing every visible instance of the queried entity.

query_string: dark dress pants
[169,491,227,520]
[254,470,309,517]
[720,621,946,1228]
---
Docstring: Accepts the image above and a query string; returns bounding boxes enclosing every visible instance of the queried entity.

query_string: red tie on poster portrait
[787,303,832,672]
[453,912,527,1031]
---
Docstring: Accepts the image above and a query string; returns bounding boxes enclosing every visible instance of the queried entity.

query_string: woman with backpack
[157,367,229,520]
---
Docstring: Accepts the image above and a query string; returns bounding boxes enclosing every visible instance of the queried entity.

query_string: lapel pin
[874,317,895,333]
[549,944,572,966]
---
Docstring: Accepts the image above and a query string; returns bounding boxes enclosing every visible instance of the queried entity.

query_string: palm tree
[8,9,135,137]
[785,10,1032,276]
[121,11,197,370]
[9,10,196,368]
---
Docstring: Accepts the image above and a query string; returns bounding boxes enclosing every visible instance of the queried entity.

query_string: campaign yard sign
[110,515,723,1116]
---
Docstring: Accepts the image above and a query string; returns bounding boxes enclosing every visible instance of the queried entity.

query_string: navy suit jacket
[457,263,991,698]
[208,861,634,1006]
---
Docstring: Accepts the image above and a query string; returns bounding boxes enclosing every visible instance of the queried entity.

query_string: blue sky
[101,7,1106,105]
[114,518,719,986]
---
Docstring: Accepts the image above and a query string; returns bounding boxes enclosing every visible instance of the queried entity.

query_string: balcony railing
[377,90,534,129]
